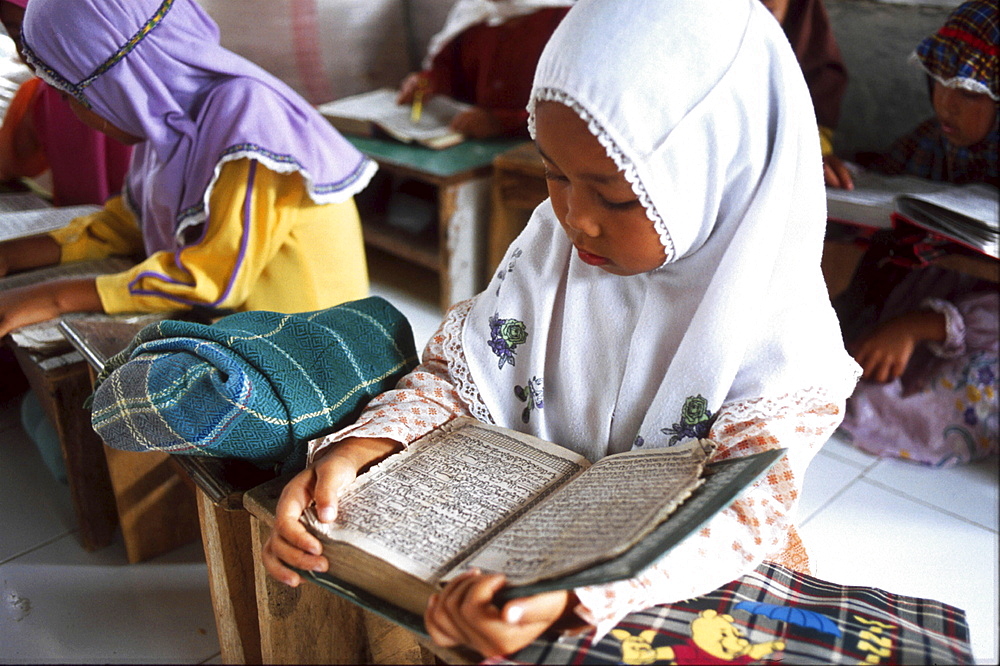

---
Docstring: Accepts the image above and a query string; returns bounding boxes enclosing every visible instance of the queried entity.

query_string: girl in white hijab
[264,0,860,656]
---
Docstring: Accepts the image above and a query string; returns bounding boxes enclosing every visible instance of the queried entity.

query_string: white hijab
[456,0,859,462]
[423,0,574,68]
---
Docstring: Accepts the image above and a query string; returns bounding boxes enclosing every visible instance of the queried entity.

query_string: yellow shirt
[50,158,369,314]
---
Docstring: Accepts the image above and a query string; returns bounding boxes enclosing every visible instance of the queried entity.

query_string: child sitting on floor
[0,0,375,340]
[835,0,998,466]
[396,0,571,138]
[263,0,860,657]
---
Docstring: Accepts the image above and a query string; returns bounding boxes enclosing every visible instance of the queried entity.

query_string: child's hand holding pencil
[397,72,431,123]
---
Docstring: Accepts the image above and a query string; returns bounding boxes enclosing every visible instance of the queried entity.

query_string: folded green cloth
[90,297,418,472]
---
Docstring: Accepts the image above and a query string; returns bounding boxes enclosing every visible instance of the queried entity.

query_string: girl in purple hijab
[0,0,376,337]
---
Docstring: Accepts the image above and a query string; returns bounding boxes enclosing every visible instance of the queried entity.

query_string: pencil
[410,86,424,123]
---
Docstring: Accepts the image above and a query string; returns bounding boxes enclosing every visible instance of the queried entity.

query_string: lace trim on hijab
[441,299,495,424]
[174,146,377,241]
[528,87,676,263]
[22,0,175,108]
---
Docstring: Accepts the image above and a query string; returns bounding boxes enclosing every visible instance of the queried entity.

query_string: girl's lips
[576,247,609,266]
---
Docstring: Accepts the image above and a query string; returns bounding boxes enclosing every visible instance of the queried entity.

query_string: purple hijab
[20,0,376,255]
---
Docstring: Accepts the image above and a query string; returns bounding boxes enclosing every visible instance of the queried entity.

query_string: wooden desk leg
[28,359,118,551]
[439,178,491,310]
[103,446,200,563]
[196,490,262,664]
[821,240,867,300]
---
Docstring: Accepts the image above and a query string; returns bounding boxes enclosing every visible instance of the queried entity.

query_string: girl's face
[534,101,665,276]
[932,81,998,148]
[64,95,143,145]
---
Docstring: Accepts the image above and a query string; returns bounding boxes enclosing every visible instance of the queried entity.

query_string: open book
[826,172,999,259]
[317,87,471,150]
[1,257,134,354]
[301,417,784,616]
[1,191,101,243]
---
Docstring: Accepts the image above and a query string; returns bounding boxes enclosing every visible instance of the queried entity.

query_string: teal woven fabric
[90,297,418,472]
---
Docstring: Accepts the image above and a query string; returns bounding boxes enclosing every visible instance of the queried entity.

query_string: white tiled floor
[1,252,997,664]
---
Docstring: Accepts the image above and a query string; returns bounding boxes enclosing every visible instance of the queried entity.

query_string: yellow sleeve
[95,158,368,314]
[50,194,145,262]
[818,125,835,158]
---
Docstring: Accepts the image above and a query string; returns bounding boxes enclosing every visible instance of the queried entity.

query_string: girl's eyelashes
[544,166,640,210]
[543,167,568,182]
[599,195,641,211]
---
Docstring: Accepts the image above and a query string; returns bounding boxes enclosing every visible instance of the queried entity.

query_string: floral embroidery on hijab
[495,247,523,296]
[661,395,715,445]
[514,376,544,423]
[488,313,529,369]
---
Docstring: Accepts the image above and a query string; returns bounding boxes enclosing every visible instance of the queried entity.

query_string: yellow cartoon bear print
[611,609,785,665]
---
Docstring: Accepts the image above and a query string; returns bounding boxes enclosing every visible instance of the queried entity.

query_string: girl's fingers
[311,455,359,522]
[424,594,462,647]
[273,471,324,555]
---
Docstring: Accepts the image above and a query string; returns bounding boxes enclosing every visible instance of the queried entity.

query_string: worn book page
[304,418,589,584]
[458,439,716,586]
[0,203,101,243]
[825,171,944,229]
[0,191,51,212]
[896,183,999,258]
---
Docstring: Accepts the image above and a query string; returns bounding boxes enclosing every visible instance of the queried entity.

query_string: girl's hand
[425,570,577,658]
[261,436,401,587]
[823,154,854,190]
[0,278,101,338]
[397,72,433,105]
[449,107,503,139]
[851,310,946,383]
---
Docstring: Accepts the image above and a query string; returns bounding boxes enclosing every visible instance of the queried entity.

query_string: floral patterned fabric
[836,265,998,466]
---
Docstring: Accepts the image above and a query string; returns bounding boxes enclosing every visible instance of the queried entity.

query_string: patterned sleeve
[569,389,846,641]
[922,290,1000,359]
[307,300,475,463]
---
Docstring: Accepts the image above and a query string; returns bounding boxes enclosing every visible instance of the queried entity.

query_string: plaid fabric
[874,118,999,187]
[914,0,998,100]
[89,296,418,472]
[490,562,972,665]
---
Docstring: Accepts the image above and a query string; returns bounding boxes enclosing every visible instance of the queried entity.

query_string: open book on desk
[300,417,785,617]
[1,257,134,355]
[317,87,470,150]
[1,191,101,243]
[826,172,999,259]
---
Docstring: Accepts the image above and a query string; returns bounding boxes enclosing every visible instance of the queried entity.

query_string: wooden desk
[243,475,467,665]
[489,142,547,277]
[61,316,277,663]
[59,315,202,564]
[347,135,521,310]
[7,344,118,551]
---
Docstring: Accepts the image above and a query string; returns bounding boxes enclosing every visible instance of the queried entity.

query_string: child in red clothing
[397,0,571,138]
[0,0,131,206]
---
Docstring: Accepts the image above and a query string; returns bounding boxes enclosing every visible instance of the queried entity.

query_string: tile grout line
[0,528,78,567]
